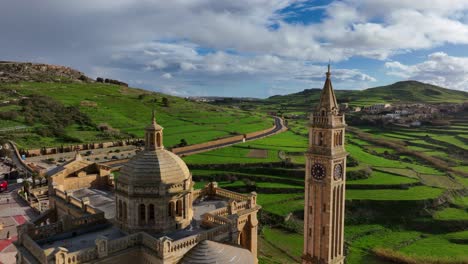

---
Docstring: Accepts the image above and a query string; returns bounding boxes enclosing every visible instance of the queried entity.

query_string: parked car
[0,180,7,192]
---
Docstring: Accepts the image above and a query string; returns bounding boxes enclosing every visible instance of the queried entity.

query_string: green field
[184,117,467,263]
[183,131,307,164]
[0,82,272,148]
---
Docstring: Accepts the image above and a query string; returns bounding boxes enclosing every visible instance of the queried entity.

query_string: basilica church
[15,66,346,264]
[15,113,261,264]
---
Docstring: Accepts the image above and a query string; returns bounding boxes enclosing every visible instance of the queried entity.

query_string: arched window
[168,202,174,217]
[150,133,155,146]
[156,133,162,147]
[139,204,146,225]
[176,200,182,216]
[317,132,323,146]
[118,200,122,220]
[123,201,127,221]
[149,204,155,222]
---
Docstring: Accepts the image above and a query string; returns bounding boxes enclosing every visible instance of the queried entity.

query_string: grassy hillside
[182,116,468,263]
[0,82,272,148]
[219,81,468,114]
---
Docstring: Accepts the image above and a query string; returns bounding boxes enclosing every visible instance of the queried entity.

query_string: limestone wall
[21,139,143,157]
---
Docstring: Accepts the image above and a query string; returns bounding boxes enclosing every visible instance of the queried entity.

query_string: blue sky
[1,0,468,97]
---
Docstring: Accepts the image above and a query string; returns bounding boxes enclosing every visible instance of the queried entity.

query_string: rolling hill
[0,63,272,149]
[249,81,468,114]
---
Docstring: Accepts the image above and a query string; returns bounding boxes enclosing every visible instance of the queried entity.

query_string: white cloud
[161,73,173,79]
[385,52,468,91]
[1,0,468,95]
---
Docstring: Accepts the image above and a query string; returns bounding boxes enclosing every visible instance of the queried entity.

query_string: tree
[179,139,188,147]
[162,97,170,107]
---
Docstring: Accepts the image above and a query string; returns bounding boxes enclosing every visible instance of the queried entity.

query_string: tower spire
[317,64,338,114]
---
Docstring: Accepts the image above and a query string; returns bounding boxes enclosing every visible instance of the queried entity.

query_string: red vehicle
[0,180,7,192]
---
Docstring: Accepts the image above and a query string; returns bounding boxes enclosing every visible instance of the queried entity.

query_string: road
[4,142,33,176]
[176,116,285,155]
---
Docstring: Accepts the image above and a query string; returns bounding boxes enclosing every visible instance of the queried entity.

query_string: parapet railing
[25,221,232,264]
[168,224,231,253]
[54,188,102,215]
[214,188,250,201]
[61,247,98,264]
[201,212,232,228]
[209,207,228,217]
[107,233,141,255]
[27,213,106,241]
[310,114,345,126]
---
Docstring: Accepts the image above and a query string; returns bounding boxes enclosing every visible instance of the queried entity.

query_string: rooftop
[70,188,115,219]
[39,226,124,255]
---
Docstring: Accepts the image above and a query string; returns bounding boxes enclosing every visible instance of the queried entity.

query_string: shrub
[347,166,372,180]
[162,97,170,107]
[346,155,359,167]
[0,111,19,120]
[179,139,188,147]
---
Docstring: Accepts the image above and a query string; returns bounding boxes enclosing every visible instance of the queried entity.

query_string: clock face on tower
[311,163,326,180]
[334,164,343,180]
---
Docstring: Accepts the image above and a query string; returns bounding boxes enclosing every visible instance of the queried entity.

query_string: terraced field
[183,116,468,264]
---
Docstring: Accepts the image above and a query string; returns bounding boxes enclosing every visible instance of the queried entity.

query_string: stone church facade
[303,66,347,264]
[15,113,260,264]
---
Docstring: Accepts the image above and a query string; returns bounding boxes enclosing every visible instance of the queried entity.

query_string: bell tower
[303,65,347,264]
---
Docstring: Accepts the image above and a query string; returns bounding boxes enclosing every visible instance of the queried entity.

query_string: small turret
[145,110,164,150]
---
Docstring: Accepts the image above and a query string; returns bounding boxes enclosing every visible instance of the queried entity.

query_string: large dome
[119,148,190,185]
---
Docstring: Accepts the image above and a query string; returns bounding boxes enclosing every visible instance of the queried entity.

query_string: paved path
[105,116,286,168]
[0,184,38,264]
[176,116,285,155]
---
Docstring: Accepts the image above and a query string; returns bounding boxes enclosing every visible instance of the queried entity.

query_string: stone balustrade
[69,213,106,227]
[192,188,206,201]
[236,201,249,210]
[60,247,97,264]
[108,233,140,254]
[29,222,62,240]
[201,213,232,227]
[311,115,329,126]
[141,233,164,257]
[28,213,105,241]
[22,212,232,264]
[210,207,228,216]
[333,115,345,124]
[169,224,231,253]
[214,188,250,201]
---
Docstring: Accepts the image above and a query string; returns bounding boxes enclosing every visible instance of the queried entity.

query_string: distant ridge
[267,80,468,106]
